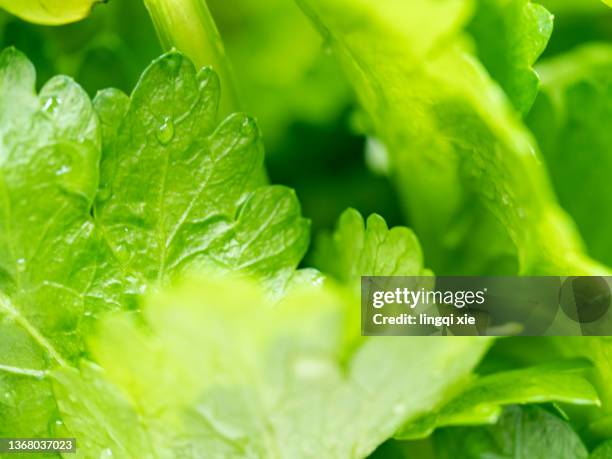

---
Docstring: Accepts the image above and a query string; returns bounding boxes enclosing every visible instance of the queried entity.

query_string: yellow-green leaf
[0,0,102,26]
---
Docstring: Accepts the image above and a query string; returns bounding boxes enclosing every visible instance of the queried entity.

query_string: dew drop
[164,54,180,70]
[100,448,114,459]
[48,417,64,434]
[240,117,256,137]
[16,258,26,273]
[42,96,61,115]
[156,117,175,145]
[55,165,71,176]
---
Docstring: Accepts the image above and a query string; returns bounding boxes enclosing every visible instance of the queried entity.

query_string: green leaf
[0,48,309,438]
[482,336,612,439]
[53,276,491,458]
[313,208,429,284]
[468,0,553,114]
[433,405,589,459]
[368,440,432,459]
[94,52,309,290]
[297,0,608,276]
[539,0,611,14]
[52,362,154,458]
[395,361,600,440]
[0,0,101,26]
[591,440,612,458]
[0,47,116,438]
[527,44,612,267]
[546,337,612,437]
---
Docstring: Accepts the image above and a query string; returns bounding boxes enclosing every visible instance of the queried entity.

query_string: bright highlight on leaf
[0,0,102,25]
[53,276,491,458]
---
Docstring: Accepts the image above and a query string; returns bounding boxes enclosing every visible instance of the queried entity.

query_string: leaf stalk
[143,0,240,117]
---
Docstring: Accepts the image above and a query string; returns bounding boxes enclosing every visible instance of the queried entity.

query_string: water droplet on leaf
[156,117,174,145]
[42,96,61,115]
[56,165,71,176]
[100,448,114,459]
[48,417,64,434]
[16,258,26,272]
[164,54,181,70]
[240,117,256,137]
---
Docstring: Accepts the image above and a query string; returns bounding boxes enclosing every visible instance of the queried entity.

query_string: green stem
[143,0,240,118]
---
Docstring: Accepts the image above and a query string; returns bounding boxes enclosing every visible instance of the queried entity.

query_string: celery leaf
[298,0,607,276]
[313,208,429,283]
[0,48,309,439]
[396,361,600,440]
[433,406,589,459]
[528,44,612,266]
[469,0,553,114]
[54,276,491,458]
